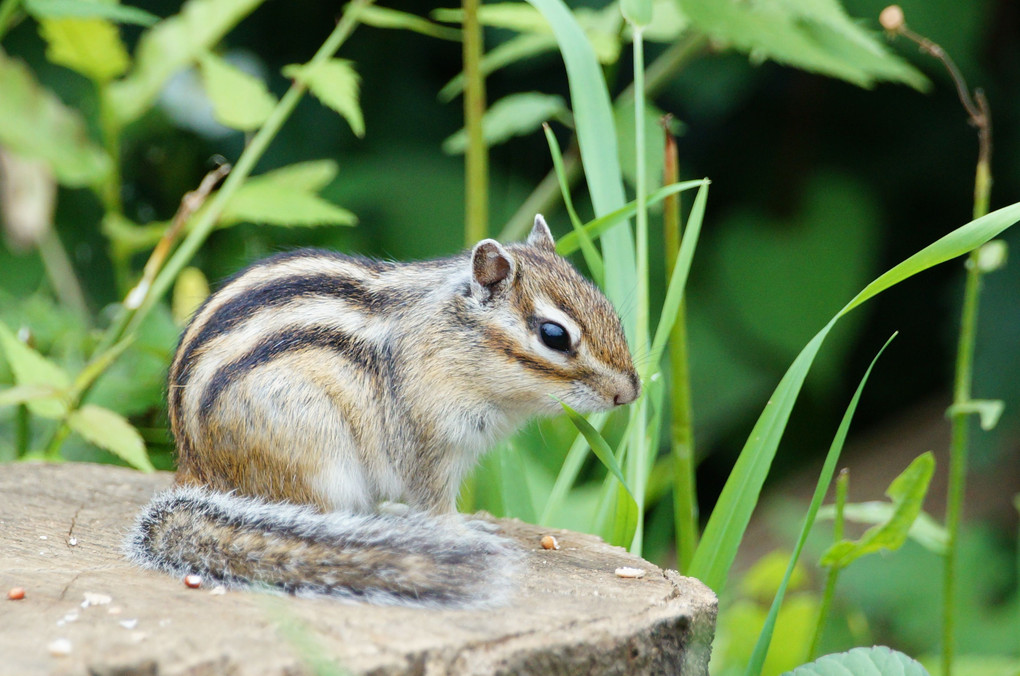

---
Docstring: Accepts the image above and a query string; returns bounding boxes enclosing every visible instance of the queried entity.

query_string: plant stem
[662,116,697,572]
[95,80,131,294]
[497,31,707,242]
[625,26,650,556]
[462,0,488,244]
[810,467,849,659]
[37,227,90,326]
[886,19,995,676]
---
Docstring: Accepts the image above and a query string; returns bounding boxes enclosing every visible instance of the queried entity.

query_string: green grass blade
[542,123,604,285]
[559,401,632,494]
[525,0,635,330]
[646,180,708,374]
[744,334,896,676]
[840,201,1020,317]
[500,441,537,524]
[539,411,608,525]
[555,179,706,257]
[688,326,828,591]
[689,199,1020,594]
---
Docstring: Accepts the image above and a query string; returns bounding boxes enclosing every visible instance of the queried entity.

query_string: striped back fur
[167,217,639,514]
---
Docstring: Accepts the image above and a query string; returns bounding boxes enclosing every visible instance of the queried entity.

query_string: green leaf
[688,198,1020,594]
[817,502,948,555]
[249,160,339,192]
[745,335,894,676]
[646,180,708,376]
[198,52,276,131]
[559,400,639,547]
[68,404,154,471]
[0,54,110,186]
[0,384,62,407]
[947,399,1005,431]
[38,17,130,81]
[433,4,549,33]
[439,33,557,101]
[500,442,537,523]
[24,0,159,26]
[783,645,930,676]
[109,0,267,125]
[358,5,460,41]
[676,0,929,90]
[443,92,568,154]
[622,0,653,27]
[222,183,356,228]
[820,452,935,569]
[0,321,70,419]
[284,59,364,137]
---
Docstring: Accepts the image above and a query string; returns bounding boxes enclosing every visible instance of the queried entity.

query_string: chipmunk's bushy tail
[126,486,521,608]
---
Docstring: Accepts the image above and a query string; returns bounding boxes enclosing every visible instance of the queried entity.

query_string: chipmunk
[127,216,640,608]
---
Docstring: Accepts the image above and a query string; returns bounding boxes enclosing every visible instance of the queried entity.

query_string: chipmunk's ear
[527,215,556,252]
[471,239,515,295]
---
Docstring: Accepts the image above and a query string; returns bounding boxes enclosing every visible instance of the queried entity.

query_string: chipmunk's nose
[612,373,641,406]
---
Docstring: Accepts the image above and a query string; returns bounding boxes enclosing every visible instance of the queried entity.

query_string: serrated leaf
[439,33,557,101]
[248,160,339,192]
[109,0,266,125]
[68,404,154,471]
[223,182,357,228]
[198,52,276,131]
[0,384,62,407]
[783,645,930,676]
[676,0,929,90]
[358,5,461,40]
[433,4,549,33]
[39,17,130,81]
[0,54,110,186]
[284,59,364,137]
[817,502,948,554]
[820,452,935,569]
[24,0,159,26]
[443,92,568,154]
[0,322,70,418]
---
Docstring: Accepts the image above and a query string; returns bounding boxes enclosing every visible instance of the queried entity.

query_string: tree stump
[0,462,717,675]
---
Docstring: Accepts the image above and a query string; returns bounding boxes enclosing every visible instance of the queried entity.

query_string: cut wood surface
[0,462,717,676]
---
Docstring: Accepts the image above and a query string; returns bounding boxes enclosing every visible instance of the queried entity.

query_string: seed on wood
[540,535,560,550]
[7,587,25,600]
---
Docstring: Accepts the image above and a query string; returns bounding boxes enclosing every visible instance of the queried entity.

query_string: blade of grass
[646,180,708,373]
[743,334,896,676]
[539,411,608,525]
[525,0,635,332]
[555,179,706,256]
[689,198,1020,593]
[501,440,537,524]
[543,122,603,285]
[560,400,639,547]
[810,467,850,659]
[663,120,698,572]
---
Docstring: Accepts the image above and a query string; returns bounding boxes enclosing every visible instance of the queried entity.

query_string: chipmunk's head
[466,215,640,415]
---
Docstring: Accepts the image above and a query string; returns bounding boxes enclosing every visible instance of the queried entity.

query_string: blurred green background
[1,0,1017,672]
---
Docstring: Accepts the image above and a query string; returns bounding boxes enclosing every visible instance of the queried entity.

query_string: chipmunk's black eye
[539,321,571,352]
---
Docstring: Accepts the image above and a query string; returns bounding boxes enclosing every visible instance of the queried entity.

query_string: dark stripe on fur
[198,325,387,417]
